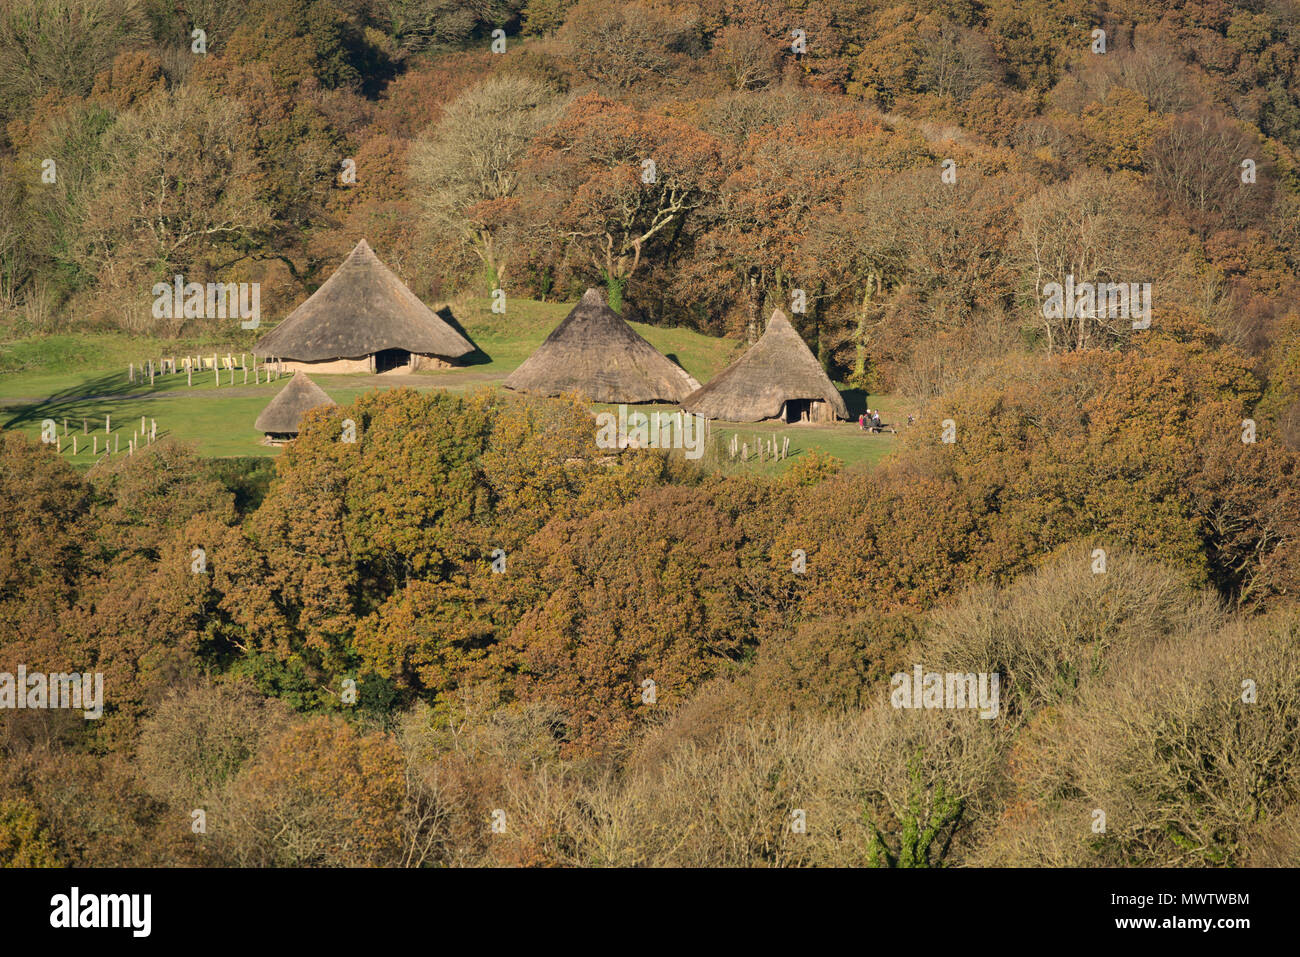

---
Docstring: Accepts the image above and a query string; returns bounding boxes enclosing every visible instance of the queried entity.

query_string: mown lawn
[1,295,906,472]
[0,331,263,400]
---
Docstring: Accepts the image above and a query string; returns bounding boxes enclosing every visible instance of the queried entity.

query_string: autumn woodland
[1,0,1299,871]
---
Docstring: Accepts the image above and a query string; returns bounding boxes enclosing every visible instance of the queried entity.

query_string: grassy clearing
[0,332,261,399]
[593,397,905,476]
[1,296,909,472]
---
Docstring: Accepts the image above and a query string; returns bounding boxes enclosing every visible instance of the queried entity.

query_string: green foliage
[203,456,277,515]
[0,799,61,867]
[867,749,964,868]
[601,270,626,312]
[228,652,325,712]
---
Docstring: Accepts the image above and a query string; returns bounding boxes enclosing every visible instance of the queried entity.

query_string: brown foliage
[216,715,405,866]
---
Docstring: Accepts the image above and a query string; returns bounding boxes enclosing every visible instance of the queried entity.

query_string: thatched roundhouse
[254,371,336,443]
[253,239,475,373]
[682,309,848,423]
[504,288,700,402]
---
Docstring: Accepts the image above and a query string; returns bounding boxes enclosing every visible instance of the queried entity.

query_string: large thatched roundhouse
[682,309,848,423]
[254,371,336,443]
[253,239,475,373]
[504,288,701,403]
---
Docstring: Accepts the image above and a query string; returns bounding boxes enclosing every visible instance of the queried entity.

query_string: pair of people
[859,409,883,431]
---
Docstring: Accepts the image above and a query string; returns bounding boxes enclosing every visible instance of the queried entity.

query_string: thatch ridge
[503,288,701,402]
[254,370,336,434]
[681,309,849,421]
[253,239,475,361]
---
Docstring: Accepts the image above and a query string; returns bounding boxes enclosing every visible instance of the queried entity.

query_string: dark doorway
[783,398,811,423]
[374,349,410,373]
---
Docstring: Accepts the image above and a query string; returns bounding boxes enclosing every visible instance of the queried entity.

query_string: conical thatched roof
[504,289,700,402]
[253,240,475,361]
[682,309,848,421]
[254,371,336,434]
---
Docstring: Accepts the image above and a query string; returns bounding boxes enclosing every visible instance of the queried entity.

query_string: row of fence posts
[728,434,790,463]
[54,415,159,458]
[53,355,286,459]
[128,354,285,387]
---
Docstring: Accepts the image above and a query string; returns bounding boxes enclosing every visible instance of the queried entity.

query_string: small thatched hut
[254,371,336,443]
[682,309,848,423]
[504,288,700,402]
[253,239,475,373]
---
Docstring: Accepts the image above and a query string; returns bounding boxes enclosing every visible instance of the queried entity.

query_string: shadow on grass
[0,371,152,429]
[663,353,697,379]
[840,387,870,417]
[437,307,493,366]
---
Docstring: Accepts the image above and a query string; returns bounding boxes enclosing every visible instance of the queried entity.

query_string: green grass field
[1,296,904,473]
